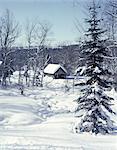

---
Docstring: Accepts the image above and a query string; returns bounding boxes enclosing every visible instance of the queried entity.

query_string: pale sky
[0,0,101,46]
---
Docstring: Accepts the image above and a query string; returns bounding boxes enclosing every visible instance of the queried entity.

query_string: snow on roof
[44,64,67,75]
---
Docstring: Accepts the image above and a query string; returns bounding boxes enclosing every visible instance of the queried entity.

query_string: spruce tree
[75,1,115,134]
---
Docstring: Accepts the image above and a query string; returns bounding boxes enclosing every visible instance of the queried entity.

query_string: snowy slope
[0,76,117,149]
[0,113,116,150]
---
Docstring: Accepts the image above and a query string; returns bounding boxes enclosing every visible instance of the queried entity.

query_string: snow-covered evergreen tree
[75,0,115,134]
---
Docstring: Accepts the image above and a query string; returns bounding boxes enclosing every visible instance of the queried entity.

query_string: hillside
[0,75,117,149]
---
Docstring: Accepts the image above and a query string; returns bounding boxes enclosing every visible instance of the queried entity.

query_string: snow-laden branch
[106,11,117,18]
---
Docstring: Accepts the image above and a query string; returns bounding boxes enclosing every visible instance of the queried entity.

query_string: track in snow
[0,144,83,150]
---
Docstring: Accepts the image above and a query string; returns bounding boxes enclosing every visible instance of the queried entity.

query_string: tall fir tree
[75,0,115,134]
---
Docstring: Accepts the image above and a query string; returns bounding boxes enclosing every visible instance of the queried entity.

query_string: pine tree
[75,0,115,134]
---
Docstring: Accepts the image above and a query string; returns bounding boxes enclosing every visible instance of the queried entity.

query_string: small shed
[44,64,67,79]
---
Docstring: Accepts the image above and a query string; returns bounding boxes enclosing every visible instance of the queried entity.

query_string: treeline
[0,44,80,73]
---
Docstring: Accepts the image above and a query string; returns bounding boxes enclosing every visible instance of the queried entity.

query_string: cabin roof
[44,64,67,75]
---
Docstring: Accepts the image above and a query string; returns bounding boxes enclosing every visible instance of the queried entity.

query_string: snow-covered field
[0,75,117,150]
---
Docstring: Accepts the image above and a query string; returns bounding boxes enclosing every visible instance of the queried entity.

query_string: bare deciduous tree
[103,0,117,89]
[0,9,19,86]
[24,19,51,86]
[104,0,117,41]
[20,19,38,86]
[32,22,51,86]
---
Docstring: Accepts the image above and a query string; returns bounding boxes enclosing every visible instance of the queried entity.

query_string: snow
[93,66,101,73]
[44,64,67,75]
[0,96,43,126]
[75,66,86,76]
[0,74,117,149]
[0,61,2,65]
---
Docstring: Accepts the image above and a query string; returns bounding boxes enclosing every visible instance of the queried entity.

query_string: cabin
[44,64,67,79]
